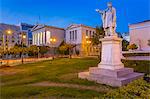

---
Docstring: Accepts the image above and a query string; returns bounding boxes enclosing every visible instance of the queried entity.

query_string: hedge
[104,78,150,99]
[122,59,150,74]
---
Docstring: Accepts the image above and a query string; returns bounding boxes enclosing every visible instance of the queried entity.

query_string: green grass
[0,58,110,98]
[0,58,149,98]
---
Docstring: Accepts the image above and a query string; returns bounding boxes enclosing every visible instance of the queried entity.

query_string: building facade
[32,24,65,47]
[0,23,34,51]
[65,24,99,56]
[20,23,34,46]
[0,23,20,50]
[129,20,150,51]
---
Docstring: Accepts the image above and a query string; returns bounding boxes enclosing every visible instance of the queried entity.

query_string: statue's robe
[103,7,116,29]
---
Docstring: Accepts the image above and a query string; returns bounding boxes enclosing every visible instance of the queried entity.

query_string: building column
[40,32,42,45]
[34,34,36,45]
[43,32,45,45]
[38,33,40,45]
[32,34,34,45]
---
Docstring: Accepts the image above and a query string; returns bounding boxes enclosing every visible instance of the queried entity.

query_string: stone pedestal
[98,36,124,70]
[78,36,144,87]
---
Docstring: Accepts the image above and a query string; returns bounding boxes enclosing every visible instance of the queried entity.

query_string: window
[89,31,92,37]
[86,30,88,36]
[93,31,95,35]
[75,30,77,40]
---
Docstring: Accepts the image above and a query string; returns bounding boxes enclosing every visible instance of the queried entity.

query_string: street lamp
[50,38,56,60]
[20,33,26,64]
[5,30,12,66]
[86,38,91,56]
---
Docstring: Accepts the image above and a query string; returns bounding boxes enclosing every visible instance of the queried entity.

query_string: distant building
[65,24,99,56]
[0,23,20,50]
[0,23,34,51]
[129,20,150,51]
[20,23,34,46]
[31,24,65,47]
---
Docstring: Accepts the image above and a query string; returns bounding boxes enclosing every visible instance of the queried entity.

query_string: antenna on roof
[36,14,41,24]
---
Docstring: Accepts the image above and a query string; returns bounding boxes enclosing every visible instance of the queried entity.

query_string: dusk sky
[0,0,149,32]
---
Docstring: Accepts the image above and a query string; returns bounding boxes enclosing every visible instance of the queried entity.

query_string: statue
[96,2,117,36]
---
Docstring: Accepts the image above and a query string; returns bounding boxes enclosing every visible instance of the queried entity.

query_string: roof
[129,20,150,26]
[66,24,95,30]
[0,23,20,34]
[31,24,64,32]
[0,23,20,31]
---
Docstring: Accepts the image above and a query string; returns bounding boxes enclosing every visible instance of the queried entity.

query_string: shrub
[122,39,129,51]
[123,52,150,57]
[104,78,150,99]
[127,44,138,50]
[75,50,80,56]
[122,59,150,74]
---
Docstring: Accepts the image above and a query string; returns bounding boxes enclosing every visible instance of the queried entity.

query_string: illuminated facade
[0,23,20,50]
[66,24,99,56]
[129,20,150,51]
[32,24,65,47]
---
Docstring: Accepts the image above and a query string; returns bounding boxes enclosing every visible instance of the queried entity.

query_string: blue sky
[0,0,149,32]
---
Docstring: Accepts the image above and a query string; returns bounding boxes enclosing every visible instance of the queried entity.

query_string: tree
[9,44,28,58]
[122,39,129,51]
[58,41,75,58]
[91,26,105,58]
[66,44,75,58]
[28,45,39,57]
[39,46,49,55]
[127,44,138,50]
[59,45,68,55]
[92,26,105,45]
[0,47,4,58]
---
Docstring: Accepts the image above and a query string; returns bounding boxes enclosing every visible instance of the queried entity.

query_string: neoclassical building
[129,20,150,51]
[31,24,65,47]
[65,24,99,56]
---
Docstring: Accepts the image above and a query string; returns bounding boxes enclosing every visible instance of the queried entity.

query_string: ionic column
[43,32,45,44]
[32,34,34,45]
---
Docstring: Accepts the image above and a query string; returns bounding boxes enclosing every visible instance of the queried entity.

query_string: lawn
[0,58,112,98]
[0,58,149,98]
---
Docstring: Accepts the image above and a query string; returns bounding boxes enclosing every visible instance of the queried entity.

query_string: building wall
[66,26,82,44]
[32,25,65,47]
[0,23,20,50]
[46,27,65,47]
[65,24,99,56]
[129,21,150,51]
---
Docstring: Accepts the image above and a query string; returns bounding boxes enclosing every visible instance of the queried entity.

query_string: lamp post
[50,38,56,60]
[21,33,26,64]
[5,30,12,66]
[85,36,91,56]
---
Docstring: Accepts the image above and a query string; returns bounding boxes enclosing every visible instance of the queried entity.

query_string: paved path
[0,57,52,66]
[29,81,111,93]
[125,56,150,61]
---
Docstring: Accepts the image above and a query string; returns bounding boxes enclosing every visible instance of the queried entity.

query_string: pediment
[66,24,81,30]
[31,24,45,31]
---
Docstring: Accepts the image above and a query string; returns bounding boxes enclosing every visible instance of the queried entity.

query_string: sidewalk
[0,57,53,66]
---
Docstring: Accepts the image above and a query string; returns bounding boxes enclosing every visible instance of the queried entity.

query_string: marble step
[89,67,134,78]
[89,72,144,87]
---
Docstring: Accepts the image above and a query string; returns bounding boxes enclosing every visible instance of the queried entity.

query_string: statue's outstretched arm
[95,9,104,14]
